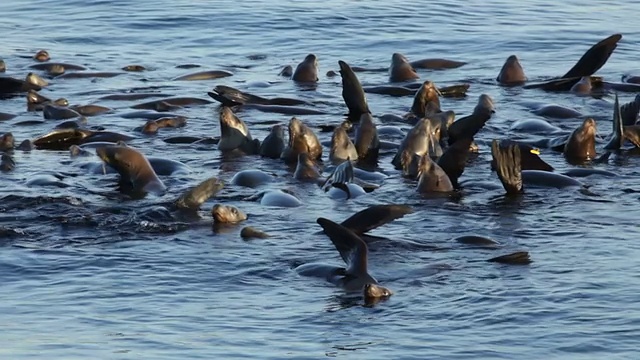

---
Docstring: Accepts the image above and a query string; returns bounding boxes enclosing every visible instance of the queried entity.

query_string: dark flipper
[174,177,224,210]
[207,91,242,107]
[491,140,523,196]
[522,76,584,91]
[437,84,470,98]
[620,94,640,126]
[447,112,491,146]
[338,60,370,121]
[437,137,473,188]
[604,93,624,150]
[340,204,413,235]
[562,34,622,79]
[491,140,553,172]
[317,218,369,275]
[487,251,531,265]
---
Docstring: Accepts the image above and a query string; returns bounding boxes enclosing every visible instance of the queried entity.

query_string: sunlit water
[1,0,640,359]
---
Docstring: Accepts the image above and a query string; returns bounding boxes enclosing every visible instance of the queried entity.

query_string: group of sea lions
[1,32,639,305]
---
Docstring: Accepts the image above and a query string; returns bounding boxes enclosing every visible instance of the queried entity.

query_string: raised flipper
[173,177,224,210]
[321,159,354,190]
[447,111,491,146]
[437,137,473,188]
[491,140,553,172]
[562,34,622,79]
[491,140,523,196]
[338,60,370,121]
[208,85,268,106]
[604,93,624,150]
[317,217,369,276]
[340,205,413,235]
[620,94,640,126]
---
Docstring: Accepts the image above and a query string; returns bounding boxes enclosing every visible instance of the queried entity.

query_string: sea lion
[0,74,42,95]
[293,152,321,181]
[338,60,370,120]
[0,132,15,151]
[622,75,640,84]
[296,217,393,296]
[260,125,286,159]
[416,154,454,193]
[447,94,494,146]
[336,204,413,241]
[455,235,500,248]
[409,58,466,70]
[140,116,187,134]
[487,252,532,265]
[408,80,441,118]
[564,118,597,163]
[279,65,293,77]
[329,123,358,165]
[292,54,318,82]
[280,117,322,164]
[363,283,393,305]
[622,125,640,147]
[620,94,640,126]
[497,55,527,85]
[33,50,50,62]
[172,177,224,211]
[122,65,146,72]
[56,72,124,79]
[0,59,5,73]
[354,113,380,164]
[100,93,173,101]
[132,97,211,109]
[211,204,247,224]
[29,62,87,71]
[257,190,302,207]
[240,226,270,239]
[231,169,274,188]
[524,34,622,91]
[70,104,112,117]
[604,93,624,151]
[570,76,592,94]
[45,64,65,76]
[217,106,260,155]
[43,104,82,120]
[509,119,562,134]
[0,112,16,121]
[531,104,582,119]
[392,118,440,173]
[207,85,310,107]
[437,137,473,188]
[491,140,553,172]
[95,145,167,195]
[389,53,419,83]
[172,70,233,81]
[0,154,15,172]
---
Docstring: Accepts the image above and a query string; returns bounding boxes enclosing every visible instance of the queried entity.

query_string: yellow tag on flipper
[529,148,541,155]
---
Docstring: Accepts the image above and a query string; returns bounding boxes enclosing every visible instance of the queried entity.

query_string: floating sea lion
[487,252,532,265]
[389,53,419,83]
[217,106,260,155]
[172,70,233,81]
[363,283,393,305]
[211,204,247,224]
[531,104,582,119]
[509,118,562,135]
[329,123,358,165]
[292,54,318,82]
[524,34,622,91]
[207,85,310,107]
[0,74,43,95]
[69,104,112,117]
[56,72,124,79]
[139,116,187,134]
[564,118,597,164]
[45,64,65,76]
[296,217,393,297]
[173,177,224,211]
[260,125,286,159]
[279,65,293,78]
[622,75,640,84]
[231,169,274,188]
[280,117,322,164]
[240,226,270,239]
[416,154,454,193]
[409,58,466,70]
[132,97,211,110]
[96,145,167,195]
[0,112,16,121]
[0,132,15,151]
[338,60,370,121]
[122,65,146,72]
[43,104,82,120]
[447,94,494,146]
[33,50,50,62]
[354,113,380,164]
[99,93,173,101]
[455,235,500,248]
[620,94,640,126]
[336,204,413,242]
[251,189,302,207]
[497,55,527,86]
[491,140,553,172]
[33,128,135,150]
[0,59,5,73]
[29,62,87,71]
[0,154,15,172]
[294,152,321,181]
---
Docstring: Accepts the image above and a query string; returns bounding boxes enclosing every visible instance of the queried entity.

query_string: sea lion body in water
[231,169,274,188]
[416,154,454,193]
[564,118,596,164]
[354,113,380,163]
[172,70,233,81]
[292,54,318,83]
[570,76,593,94]
[392,118,440,174]
[207,85,310,107]
[217,106,260,155]
[211,204,247,224]
[339,60,370,121]
[389,53,419,83]
[96,145,167,195]
[497,55,527,85]
[296,218,393,298]
[0,132,15,151]
[294,153,321,181]
[280,117,322,164]
[329,123,358,165]
[409,58,466,70]
[0,154,15,172]
[260,125,286,159]
[0,73,44,95]
[43,104,82,120]
[132,97,211,110]
[255,190,303,207]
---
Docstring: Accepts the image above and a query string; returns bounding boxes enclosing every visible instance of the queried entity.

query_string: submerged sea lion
[292,54,319,82]
[447,94,494,146]
[294,152,321,181]
[0,74,43,95]
[329,123,358,165]
[122,65,146,72]
[217,106,260,155]
[0,132,15,151]
[437,137,473,188]
[0,59,5,73]
[29,62,87,71]
[70,104,112,117]
[96,145,167,195]
[43,104,82,120]
[240,226,270,239]
[564,118,597,163]
[389,53,419,83]
[339,60,370,120]
[497,55,527,85]
[172,70,233,81]
[280,117,322,164]
[211,204,247,224]
[33,50,50,62]
[132,97,211,110]
[416,154,454,193]
[279,65,293,78]
[56,72,124,79]
[296,217,393,297]
[354,113,380,164]
[260,125,286,159]
[207,85,310,107]
[231,169,274,188]
[0,154,15,172]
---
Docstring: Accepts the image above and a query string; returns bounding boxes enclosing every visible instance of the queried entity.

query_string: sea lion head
[294,152,321,180]
[141,120,160,135]
[0,59,6,73]
[33,50,50,62]
[0,153,15,172]
[411,80,442,117]
[497,55,527,85]
[570,76,592,94]
[285,117,321,161]
[48,64,65,76]
[26,72,48,87]
[292,54,319,82]
[27,89,49,106]
[218,106,252,152]
[211,204,247,223]
[0,132,15,151]
[564,117,597,162]
[474,94,495,115]
[270,124,286,139]
[389,53,419,82]
[363,283,393,303]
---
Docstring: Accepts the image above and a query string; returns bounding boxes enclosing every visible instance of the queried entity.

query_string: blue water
[1,0,640,359]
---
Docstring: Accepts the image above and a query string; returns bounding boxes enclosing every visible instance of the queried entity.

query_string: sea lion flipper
[340,205,413,235]
[620,94,640,127]
[562,34,622,79]
[604,93,624,151]
[207,91,240,107]
[491,140,523,195]
[174,177,224,210]
[487,251,531,265]
[317,218,368,276]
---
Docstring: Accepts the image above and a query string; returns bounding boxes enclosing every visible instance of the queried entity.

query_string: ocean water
[1,0,640,359]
